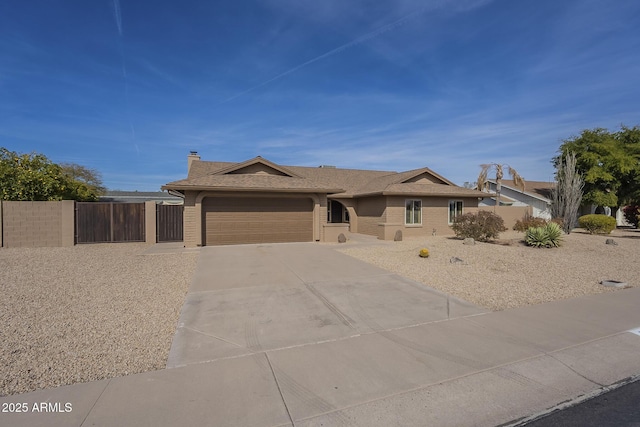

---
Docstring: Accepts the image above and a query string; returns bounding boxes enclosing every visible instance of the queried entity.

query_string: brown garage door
[204,197,313,245]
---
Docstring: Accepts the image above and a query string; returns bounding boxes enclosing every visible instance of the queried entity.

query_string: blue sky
[1,0,639,190]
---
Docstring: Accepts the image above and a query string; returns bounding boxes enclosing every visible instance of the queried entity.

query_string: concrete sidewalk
[2,243,640,427]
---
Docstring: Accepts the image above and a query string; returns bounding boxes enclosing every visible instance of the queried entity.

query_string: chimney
[188,151,200,173]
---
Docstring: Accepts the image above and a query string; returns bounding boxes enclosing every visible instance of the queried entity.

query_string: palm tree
[476,163,525,207]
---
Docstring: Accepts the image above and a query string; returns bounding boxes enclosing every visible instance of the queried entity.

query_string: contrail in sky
[222,0,496,103]
[222,6,429,103]
[112,0,123,36]
[111,0,139,154]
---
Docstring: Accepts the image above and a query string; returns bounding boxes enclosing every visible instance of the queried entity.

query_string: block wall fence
[0,200,159,248]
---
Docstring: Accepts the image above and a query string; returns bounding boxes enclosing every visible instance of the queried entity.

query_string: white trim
[405,199,422,225]
[448,200,463,224]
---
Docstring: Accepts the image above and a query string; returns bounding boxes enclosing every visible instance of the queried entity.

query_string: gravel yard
[338,229,639,312]
[0,243,198,397]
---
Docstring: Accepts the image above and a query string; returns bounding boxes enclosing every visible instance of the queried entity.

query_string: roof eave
[487,182,552,203]
[161,185,344,193]
[380,189,487,197]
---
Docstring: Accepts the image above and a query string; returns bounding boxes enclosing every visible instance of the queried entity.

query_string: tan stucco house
[162,153,486,247]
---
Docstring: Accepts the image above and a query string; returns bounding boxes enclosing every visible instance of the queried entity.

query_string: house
[479,179,554,219]
[162,153,487,247]
[478,180,631,226]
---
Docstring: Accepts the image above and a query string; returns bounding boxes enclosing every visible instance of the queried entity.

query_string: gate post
[145,201,156,244]
[61,200,75,247]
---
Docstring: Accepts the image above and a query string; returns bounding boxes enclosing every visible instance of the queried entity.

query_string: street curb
[499,373,640,427]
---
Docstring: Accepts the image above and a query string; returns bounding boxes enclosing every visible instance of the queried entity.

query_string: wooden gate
[76,202,145,243]
[156,204,183,242]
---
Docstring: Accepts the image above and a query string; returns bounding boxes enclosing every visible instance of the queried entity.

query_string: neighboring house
[162,153,487,246]
[99,191,183,204]
[479,180,554,219]
[579,204,632,227]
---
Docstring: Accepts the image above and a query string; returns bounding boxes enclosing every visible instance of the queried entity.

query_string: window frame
[405,199,422,225]
[448,200,463,224]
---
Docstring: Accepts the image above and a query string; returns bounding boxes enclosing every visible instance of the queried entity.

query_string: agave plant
[525,222,563,248]
[544,222,563,247]
[525,226,548,248]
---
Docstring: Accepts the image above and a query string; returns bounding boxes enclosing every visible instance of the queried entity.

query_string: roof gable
[400,169,452,185]
[212,156,301,178]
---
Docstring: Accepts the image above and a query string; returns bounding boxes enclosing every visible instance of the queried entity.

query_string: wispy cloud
[112,0,123,36]
[109,0,139,154]
[223,0,497,103]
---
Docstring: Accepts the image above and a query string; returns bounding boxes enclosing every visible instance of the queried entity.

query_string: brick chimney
[187,151,200,173]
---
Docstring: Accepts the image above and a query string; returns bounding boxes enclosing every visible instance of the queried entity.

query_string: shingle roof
[164,173,343,193]
[380,183,488,197]
[164,157,487,198]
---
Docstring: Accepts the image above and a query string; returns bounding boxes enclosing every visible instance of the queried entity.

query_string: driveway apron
[167,243,486,368]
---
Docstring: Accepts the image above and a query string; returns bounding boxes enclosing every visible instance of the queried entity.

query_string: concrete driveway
[167,242,486,368]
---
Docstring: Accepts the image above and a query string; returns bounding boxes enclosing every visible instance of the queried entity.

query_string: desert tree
[551,152,584,234]
[556,125,640,207]
[476,163,525,207]
[0,147,105,201]
[550,152,584,233]
[60,162,106,200]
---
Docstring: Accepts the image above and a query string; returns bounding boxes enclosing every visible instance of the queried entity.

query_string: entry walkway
[2,243,640,427]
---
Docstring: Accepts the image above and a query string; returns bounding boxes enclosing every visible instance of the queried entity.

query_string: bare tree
[551,152,584,234]
[476,163,525,207]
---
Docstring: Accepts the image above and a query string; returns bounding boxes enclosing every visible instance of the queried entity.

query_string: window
[405,199,422,225]
[449,200,463,224]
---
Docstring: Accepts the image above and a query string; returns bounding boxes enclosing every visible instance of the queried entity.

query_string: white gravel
[0,243,198,397]
[338,229,638,312]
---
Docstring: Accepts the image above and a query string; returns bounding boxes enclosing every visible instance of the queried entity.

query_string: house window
[405,199,422,225]
[449,200,463,224]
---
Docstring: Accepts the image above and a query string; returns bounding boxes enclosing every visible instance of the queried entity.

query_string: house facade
[162,153,486,246]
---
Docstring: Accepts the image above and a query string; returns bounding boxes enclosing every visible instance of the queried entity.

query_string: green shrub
[513,213,547,232]
[525,222,563,248]
[578,214,616,234]
[622,205,640,228]
[419,248,430,258]
[451,211,507,242]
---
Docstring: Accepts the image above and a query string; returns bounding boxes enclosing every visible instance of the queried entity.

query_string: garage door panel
[204,197,313,245]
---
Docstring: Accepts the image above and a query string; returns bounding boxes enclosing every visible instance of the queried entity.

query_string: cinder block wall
[182,191,199,247]
[479,206,532,230]
[1,201,75,248]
